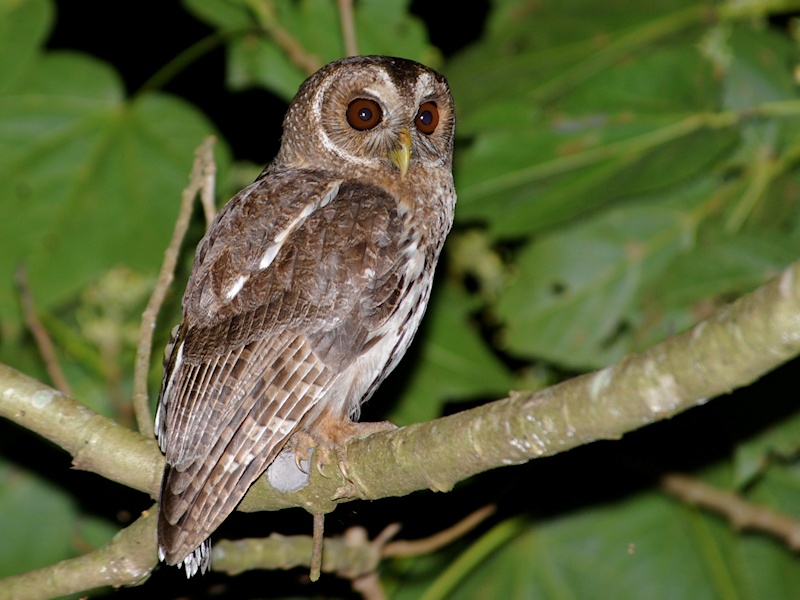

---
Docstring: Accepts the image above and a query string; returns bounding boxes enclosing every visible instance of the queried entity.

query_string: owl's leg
[286,417,395,581]
[290,414,396,481]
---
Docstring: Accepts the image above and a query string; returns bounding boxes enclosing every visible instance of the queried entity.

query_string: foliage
[1,0,800,597]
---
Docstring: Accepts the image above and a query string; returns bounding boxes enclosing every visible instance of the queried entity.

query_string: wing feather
[157,170,410,569]
[160,333,336,557]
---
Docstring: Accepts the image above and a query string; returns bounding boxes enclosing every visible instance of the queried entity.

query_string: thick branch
[1,258,800,594]
[244,259,800,507]
[2,259,800,507]
[0,365,162,496]
[0,506,158,600]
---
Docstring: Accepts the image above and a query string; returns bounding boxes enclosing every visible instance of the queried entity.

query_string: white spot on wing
[259,244,280,270]
[265,417,298,437]
[222,453,240,473]
[154,400,164,440]
[277,418,297,436]
[225,274,249,301]
[319,180,340,208]
[249,423,268,438]
[163,342,183,398]
[259,181,341,271]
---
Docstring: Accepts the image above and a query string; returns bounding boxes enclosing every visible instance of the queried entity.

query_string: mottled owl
[155,55,456,576]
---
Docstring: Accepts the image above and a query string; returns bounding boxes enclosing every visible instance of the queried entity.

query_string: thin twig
[338,0,358,56]
[247,0,322,75]
[383,505,496,557]
[352,573,386,600]
[131,137,217,438]
[310,512,325,581]
[662,473,800,550]
[199,146,218,227]
[15,267,73,397]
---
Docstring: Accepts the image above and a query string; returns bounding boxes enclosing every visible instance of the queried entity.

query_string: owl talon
[295,452,309,475]
[338,460,351,482]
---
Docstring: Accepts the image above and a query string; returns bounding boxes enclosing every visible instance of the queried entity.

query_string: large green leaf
[449,488,800,599]
[0,459,116,580]
[496,203,694,369]
[447,1,705,119]
[0,49,227,326]
[0,0,52,94]
[455,114,736,236]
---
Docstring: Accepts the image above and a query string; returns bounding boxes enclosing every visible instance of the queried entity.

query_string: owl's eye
[346,98,383,131]
[415,102,439,135]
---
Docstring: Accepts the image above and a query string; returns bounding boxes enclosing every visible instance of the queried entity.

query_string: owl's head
[276,56,455,178]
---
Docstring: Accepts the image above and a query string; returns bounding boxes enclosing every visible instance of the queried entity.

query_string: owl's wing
[155,169,411,575]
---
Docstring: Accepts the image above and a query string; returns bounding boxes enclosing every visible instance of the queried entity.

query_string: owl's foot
[289,417,396,481]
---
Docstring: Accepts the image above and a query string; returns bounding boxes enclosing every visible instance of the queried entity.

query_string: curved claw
[338,459,350,482]
[316,459,332,479]
[295,452,309,474]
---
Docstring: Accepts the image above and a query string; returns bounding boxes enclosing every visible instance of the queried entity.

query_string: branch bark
[1,257,800,596]
[0,506,158,600]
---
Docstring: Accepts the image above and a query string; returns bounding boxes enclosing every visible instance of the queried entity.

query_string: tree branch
[0,505,158,600]
[661,473,800,550]
[338,0,358,56]
[15,267,73,397]
[132,137,217,438]
[246,0,322,75]
[244,257,800,508]
[0,364,162,496]
[1,257,800,595]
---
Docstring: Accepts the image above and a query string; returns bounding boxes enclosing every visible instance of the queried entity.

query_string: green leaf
[184,0,436,101]
[449,489,800,599]
[734,409,800,488]
[0,0,52,93]
[182,0,253,29]
[0,51,228,326]
[653,232,798,309]
[446,1,705,119]
[455,115,736,236]
[496,204,692,369]
[632,230,800,354]
[721,25,797,111]
[0,459,116,579]
[558,43,718,115]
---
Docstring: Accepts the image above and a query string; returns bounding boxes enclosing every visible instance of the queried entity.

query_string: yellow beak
[388,127,412,177]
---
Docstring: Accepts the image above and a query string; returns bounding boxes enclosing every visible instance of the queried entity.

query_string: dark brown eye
[415,101,439,135]
[346,98,382,131]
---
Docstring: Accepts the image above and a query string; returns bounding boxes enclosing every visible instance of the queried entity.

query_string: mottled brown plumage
[155,55,456,576]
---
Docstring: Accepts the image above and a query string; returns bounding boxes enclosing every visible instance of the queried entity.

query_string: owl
[154,55,456,577]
